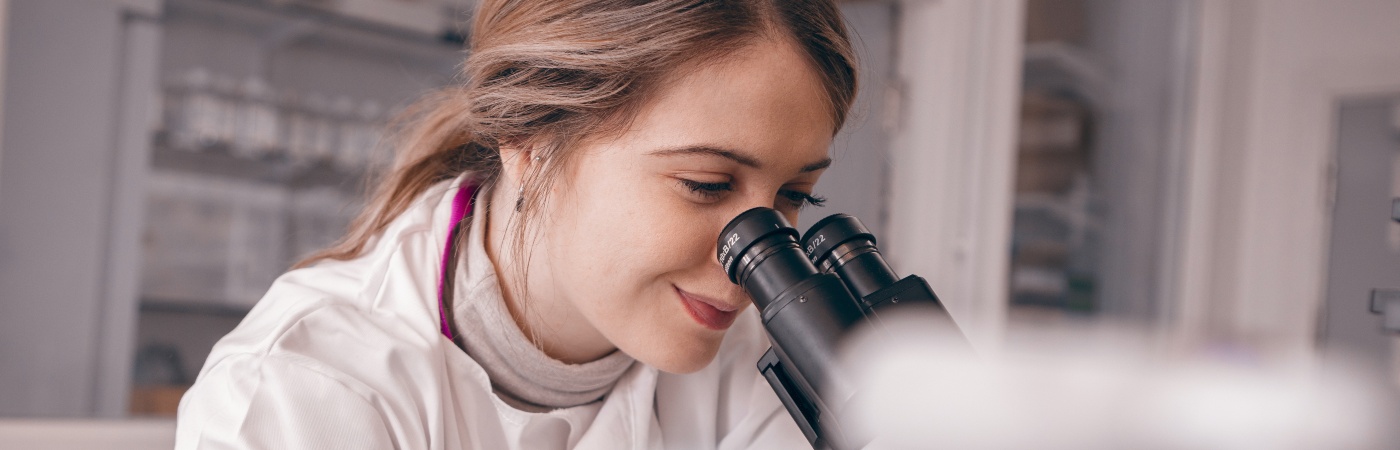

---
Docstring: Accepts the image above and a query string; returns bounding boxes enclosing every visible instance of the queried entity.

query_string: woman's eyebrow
[647,145,761,168]
[800,158,832,173]
[647,145,833,173]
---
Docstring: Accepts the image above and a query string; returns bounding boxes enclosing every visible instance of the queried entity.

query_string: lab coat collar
[369,173,663,449]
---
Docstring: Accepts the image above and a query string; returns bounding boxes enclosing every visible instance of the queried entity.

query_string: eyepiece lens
[716,207,818,309]
[717,207,800,283]
[800,214,898,300]
[800,214,874,266]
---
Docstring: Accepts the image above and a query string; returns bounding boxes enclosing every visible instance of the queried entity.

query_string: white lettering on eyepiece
[805,234,826,258]
[718,233,741,268]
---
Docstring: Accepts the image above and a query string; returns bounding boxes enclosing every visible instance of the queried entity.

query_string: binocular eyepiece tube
[717,207,965,450]
[718,208,821,309]
[718,208,904,311]
[801,214,901,302]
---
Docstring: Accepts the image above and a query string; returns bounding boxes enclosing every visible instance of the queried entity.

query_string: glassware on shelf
[163,68,246,152]
[133,0,466,413]
[162,67,401,174]
[159,73,183,145]
[164,67,222,151]
[141,172,290,307]
[276,88,301,161]
[209,74,242,150]
[335,99,385,171]
[368,104,404,170]
[141,171,235,303]
[327,95,356,167]
[282,91,312,164]
[224,180,290,306]
[284,91,339,166]
[289,186,360,263]
[363,102,388,168]
[1009,89,1097,311]
[232,77,281,160]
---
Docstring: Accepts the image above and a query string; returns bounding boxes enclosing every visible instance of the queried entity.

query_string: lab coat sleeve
[175,352,396,450]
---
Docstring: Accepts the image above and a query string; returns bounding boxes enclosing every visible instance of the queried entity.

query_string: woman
[176,0,857,448]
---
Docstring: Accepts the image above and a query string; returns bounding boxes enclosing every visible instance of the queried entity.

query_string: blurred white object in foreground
[841,310,1394,450]
[0,420,175,450]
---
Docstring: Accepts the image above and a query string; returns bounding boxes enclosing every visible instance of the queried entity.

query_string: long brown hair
[298,0,858,271]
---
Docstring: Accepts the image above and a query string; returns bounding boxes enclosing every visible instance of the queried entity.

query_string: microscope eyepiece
[800,214,875,265]
[716,208,964,450]
[718,208,797,282]
[800,214,899,300]
[717,207,819,309]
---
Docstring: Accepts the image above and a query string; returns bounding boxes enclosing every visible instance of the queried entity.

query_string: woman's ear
[497,142,537,187]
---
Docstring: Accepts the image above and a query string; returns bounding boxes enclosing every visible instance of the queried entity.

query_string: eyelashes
[678,178,827,209]
[678,179,733,200]
[779,189,827,208]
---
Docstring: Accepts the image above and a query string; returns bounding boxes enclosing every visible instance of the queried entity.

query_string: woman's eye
[678,178,733,201]
[779,189,827,210]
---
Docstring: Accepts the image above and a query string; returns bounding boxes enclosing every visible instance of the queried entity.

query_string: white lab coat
[175,175,808,449]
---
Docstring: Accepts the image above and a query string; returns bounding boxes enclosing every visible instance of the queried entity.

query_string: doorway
[1321,95,1400,371]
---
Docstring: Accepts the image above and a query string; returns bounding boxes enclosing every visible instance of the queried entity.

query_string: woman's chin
[632,337,724,374]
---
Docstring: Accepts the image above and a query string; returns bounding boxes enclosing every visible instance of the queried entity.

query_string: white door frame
[886,0,1025,351]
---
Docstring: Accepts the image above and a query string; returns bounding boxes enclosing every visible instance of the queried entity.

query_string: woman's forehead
[614,40,835,169]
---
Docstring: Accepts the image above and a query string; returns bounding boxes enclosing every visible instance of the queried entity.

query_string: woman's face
[522,39,836,373]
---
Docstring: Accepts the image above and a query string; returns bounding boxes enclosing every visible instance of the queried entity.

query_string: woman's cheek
[653,200,723,255]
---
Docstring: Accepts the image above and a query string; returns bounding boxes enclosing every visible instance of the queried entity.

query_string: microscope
[717,207,968,450]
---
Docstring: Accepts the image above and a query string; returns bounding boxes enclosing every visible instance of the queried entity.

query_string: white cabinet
[130,0,465,416]
[0,0,465,417]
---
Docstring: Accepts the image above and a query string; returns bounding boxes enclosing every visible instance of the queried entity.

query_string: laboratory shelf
[128,0,466,417]
[164,0,466,64]
[140,297,254,318]
[150,135,370,191]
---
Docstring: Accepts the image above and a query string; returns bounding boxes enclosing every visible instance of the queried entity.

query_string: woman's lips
[676,287,739,331]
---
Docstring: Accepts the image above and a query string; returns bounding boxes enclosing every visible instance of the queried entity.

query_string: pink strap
[438,183,476,340]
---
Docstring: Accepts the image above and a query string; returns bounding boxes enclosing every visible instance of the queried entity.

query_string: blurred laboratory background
[1,0,1399,447]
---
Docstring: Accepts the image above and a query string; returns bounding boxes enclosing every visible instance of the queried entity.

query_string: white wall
[0,0,126,417]
[0,419,175,449]
[0,0,159,417]
[798,1,898,236]
[1174,0,1400,358]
